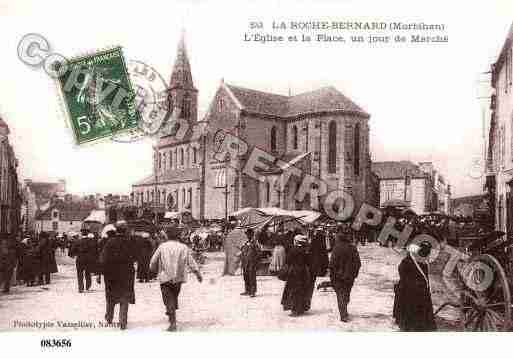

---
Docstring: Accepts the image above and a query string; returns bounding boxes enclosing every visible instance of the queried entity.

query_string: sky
[0,0,512,198]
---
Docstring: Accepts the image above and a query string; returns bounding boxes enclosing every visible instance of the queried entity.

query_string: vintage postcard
[0,0,512,357]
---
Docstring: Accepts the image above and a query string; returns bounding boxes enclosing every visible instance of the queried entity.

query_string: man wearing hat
[150,226,203,331]
[240,228,261,297]
[329,226,361,322]
[69,229,98,293]
[100,220,138,330]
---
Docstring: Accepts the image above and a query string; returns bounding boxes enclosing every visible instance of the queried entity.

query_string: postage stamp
[56,46,140,145]
[111,60,171,143]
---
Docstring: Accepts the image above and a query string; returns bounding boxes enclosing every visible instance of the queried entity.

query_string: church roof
[132,167,200,187]
[372,161,428,180]
[224,84,369,119]
[169,31,195,90]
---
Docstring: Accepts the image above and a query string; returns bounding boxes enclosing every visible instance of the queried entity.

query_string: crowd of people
[238,222,436,329]
[0,231,58,293]
[1,216,439,332]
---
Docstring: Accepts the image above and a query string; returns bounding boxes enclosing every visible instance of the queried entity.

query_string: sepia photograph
[1,0,513,356]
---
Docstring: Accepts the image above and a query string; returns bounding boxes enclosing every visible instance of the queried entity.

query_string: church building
[132,34,373,220]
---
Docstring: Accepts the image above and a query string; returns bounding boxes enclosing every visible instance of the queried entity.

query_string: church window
[219,97,224,111]
[292,125,298,150]
[266,181,271,203]
[182,188,186,205]
[169,151,172,168]
[180,148,184,166]
[162,153,166,170]
[328,121,337,173]
[354,123,361,176]
[193,147,197,164]
[270,126,277,152]
[158,152,162,170]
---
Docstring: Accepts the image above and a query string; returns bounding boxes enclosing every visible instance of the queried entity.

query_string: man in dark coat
[36,232,58,285]
[329,227,361,322]
[393,242,436,331]
[240,228,261,297]
[70,230,98,293]
[305,229,329,310]
[99,221,137,330]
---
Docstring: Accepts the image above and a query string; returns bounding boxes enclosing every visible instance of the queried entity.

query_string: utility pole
[224,172,230,222]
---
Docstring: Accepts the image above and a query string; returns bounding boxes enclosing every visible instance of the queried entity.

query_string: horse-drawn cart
[434,230,513,331]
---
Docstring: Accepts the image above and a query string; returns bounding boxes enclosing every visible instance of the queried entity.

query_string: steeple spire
[169,29,195,90]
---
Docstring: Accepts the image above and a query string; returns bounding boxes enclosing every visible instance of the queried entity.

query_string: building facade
[372,161,450,214]
[486,23,513,234]
[23,179,66,232]
[132,34,373,220]
[0,116,21,235]
[34,199,97,234]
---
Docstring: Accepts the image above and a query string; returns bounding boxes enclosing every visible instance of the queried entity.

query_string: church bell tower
[168,30,198,124]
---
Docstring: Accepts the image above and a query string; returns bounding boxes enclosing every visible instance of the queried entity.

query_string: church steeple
[167,30,198,123]
[169,30,195,90]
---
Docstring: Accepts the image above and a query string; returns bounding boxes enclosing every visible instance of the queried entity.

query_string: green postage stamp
[56,47,140,145]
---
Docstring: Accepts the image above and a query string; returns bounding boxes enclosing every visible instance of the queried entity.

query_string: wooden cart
[434,232,513,331]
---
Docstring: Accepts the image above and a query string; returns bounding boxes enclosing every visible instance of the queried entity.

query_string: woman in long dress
[393,241,436,331]
[280,235,311,316]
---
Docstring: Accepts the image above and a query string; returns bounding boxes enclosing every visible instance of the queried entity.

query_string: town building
[132,33,373,220]
[0,116,21,235]
[371,161,450,214]
[485,22,513,234]
[23,179,66,232]
[34,198,97,234]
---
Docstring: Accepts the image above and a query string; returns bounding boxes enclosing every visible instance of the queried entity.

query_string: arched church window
[270,126,277,152]
[292,125,298,150]
[180,148,184,166]
[328,121,337,174]
[354,123,360,176]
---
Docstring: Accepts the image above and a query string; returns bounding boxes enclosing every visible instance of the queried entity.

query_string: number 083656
[40,339,72,348]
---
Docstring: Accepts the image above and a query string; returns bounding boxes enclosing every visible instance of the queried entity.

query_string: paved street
[0,244,459,332]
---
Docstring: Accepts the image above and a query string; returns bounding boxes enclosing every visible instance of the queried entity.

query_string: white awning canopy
[83,209,106,224]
